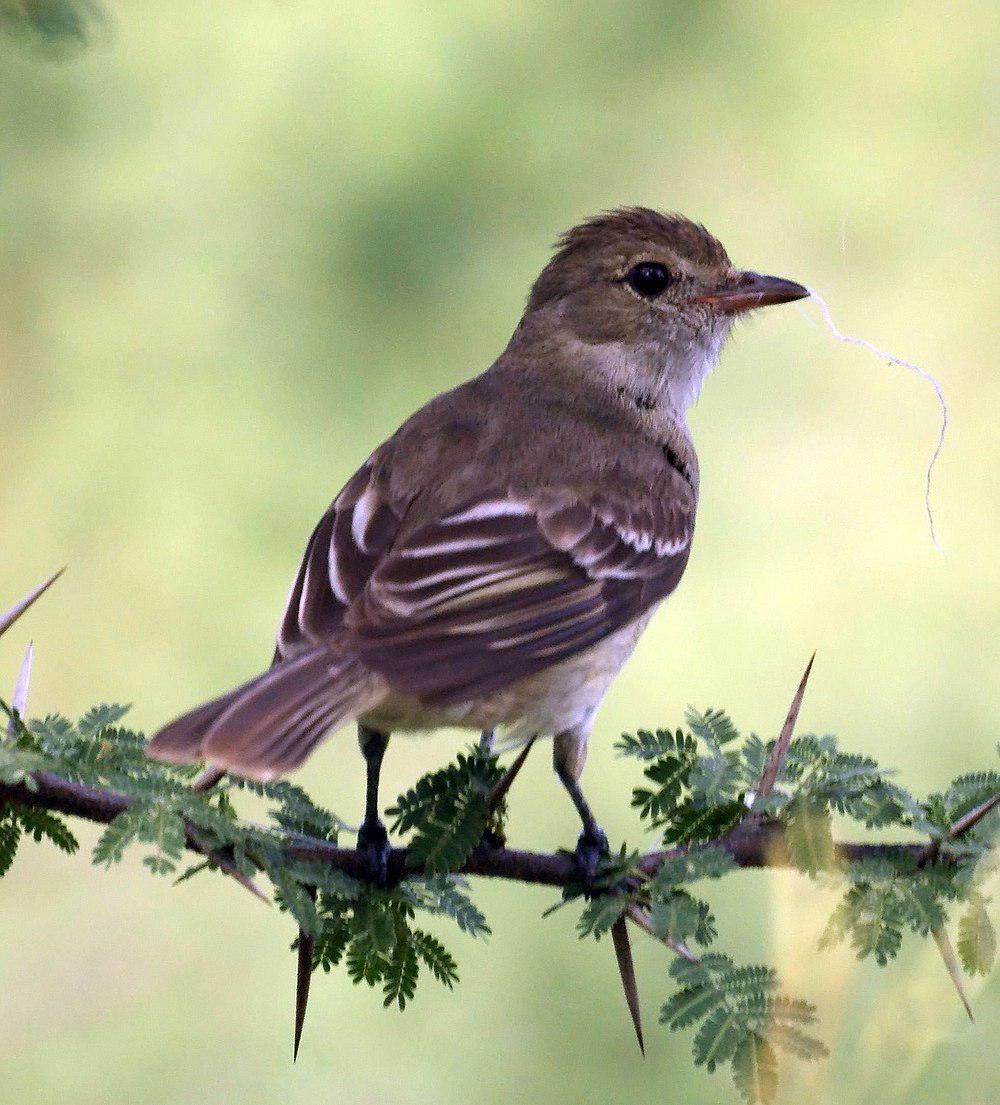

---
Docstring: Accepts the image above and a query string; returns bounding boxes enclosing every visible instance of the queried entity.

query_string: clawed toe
[574,825,609,885]
[357,819,390,885]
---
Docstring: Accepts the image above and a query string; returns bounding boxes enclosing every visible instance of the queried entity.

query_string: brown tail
[147,649,380,780]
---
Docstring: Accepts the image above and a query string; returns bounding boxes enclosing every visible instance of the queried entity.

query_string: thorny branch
[0,766,967,890]
[1,571,996,1081]
[0,571,987,898]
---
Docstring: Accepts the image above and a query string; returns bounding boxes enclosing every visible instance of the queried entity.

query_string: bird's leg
[553,727,608,884]
[357,724,391,885]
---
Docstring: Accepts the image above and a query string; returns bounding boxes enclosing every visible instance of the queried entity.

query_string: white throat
[569,318,730,418]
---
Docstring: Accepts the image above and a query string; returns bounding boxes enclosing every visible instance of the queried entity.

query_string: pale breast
[360,606,658,738]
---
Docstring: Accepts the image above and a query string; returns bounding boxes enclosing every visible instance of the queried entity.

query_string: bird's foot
[574,824,610,886]
[473,825,506,859]
[357,818,390,886]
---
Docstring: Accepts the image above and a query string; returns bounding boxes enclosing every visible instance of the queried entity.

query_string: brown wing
[347,485,694,705]
[276,459,409,657]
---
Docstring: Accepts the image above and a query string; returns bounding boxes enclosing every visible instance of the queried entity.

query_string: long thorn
[6,641,34,739]
[945,793,1000,842]
[192,764,227,793]
[610,915,644,1055]
[218,858,270,904]
[755,652,816,804]
[293,886,318,1061]
[931,926,974,1022]
[918,793,1000,867]
[486,737,536,817]
[0,568,65,640]
[185,825,269,904]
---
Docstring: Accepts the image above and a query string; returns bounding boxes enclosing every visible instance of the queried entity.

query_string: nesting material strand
[802,287,949,552]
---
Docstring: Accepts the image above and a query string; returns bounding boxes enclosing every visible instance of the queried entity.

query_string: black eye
[626,261,672,299]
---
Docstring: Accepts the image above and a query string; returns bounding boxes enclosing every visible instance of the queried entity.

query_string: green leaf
[633,750,697,821]
[172,859,212,885]
[647,846,735,892]
[732,1033,778,1105]
[346,936,387,987]
[11,682,996,1105]
[77,703,131,738]
[767,1023,829,1061]
[314,913,353,972]
[740,734,770,784]
[0,811,21,876]
[616,727,694,762]
[408,875,490,939]
[853,899,902,965]
[662,799,744,845]
[784,800,836,876]
[412,930,459,988]
[234,777,341,840]
[178,795,242,846]
[833,885,902,965]
[284,861,362,901]
[768,995,820,1028]
[93,805,149,866]
[269,865,322,938]
[662,949,824,1098]
[28,713,76,753]
[16,807,78,854]
[669,950,734,985]
[837,776,912,829]
[577,894,628,940]
[650,890,717,946]
[693,1005,745,1072]
[382,933,419,1010]
[411,790,487,874]
[365,900,397,953]
[957,895,996,975]
[660,983,726,1030]
[941,771,1000,825]
[139,804,186,876]
[389,749,502,875]
[900,881,948,936]
[685,707,741,752]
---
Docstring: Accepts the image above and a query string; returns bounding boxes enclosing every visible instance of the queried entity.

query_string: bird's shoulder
[364,362,698,528]
[276,364,697,659]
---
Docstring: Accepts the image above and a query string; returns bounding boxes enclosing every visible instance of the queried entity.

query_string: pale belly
[360,607,658,739]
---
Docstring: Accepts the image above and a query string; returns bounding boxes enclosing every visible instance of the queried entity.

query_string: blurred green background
[1,2,997,1102]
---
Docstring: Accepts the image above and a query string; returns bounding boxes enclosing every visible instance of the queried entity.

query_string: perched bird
[148,207,807,878]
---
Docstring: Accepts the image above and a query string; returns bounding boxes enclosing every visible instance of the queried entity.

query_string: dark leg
[357,724,391,884]
[554,727,608,883]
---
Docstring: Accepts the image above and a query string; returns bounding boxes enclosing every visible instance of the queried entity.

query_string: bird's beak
[690,271,809,314]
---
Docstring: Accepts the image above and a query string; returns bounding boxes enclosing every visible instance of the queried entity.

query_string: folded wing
[347,485,694,705]
[153,459,695,776]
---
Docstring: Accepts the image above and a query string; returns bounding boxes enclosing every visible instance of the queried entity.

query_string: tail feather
[147,649,379,780]
[147,679,256,764]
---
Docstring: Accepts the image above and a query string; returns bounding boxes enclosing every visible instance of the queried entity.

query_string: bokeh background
[1,2,997,1102]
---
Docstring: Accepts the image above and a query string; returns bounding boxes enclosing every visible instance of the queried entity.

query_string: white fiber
[799,287,949,553]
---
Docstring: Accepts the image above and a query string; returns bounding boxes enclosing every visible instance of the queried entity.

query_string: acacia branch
[0,576,986,895]
[0,769,954,890]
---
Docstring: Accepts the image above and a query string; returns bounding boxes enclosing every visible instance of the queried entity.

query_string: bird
[147,206,807,881]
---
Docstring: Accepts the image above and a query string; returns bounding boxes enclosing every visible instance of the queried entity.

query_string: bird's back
[369,357,699,538]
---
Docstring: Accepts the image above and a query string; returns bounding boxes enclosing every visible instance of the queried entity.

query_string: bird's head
[519,207,808,414]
